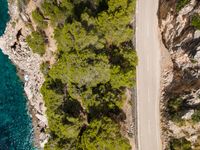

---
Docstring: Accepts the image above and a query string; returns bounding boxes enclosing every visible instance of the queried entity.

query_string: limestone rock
[0,0,48,148]
[194,30,200,39]
[182,110,194,120]
[159,0,200,148]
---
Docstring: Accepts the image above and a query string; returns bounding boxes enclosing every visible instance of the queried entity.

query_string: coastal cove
[0,0,35,149]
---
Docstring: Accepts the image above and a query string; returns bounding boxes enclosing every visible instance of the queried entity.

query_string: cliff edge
[0,0,49,148]
[158,0,200,149]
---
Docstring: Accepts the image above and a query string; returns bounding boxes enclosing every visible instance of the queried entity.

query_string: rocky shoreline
[0,0,48,149]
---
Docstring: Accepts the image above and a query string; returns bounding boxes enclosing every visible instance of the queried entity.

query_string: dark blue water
[0,0,35,149]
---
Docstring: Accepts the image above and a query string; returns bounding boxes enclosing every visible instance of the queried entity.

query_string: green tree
[41,0,73,26]
[109,47,137,89]
[80,117,131,150]
[81,83,125,110]
[41,78,86,149]
[26,31,46,56]
[32,8,48,29]
[54,21,101,53]
[38,0,137,149]
[96,0,134,46]
[49,51,110,88]
[167,97,185,123]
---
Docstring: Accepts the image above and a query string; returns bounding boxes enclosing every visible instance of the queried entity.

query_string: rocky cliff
[158,0,200,149]
[0,0,49,148]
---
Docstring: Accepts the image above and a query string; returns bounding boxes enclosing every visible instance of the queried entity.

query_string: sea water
[0,0,35,149]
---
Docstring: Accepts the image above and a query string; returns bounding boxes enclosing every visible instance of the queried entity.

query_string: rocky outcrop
[0,0,48,148]
[158,0,200,149]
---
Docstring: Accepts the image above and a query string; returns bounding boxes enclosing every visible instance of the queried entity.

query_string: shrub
[32,8,48,29]
[191,14,200,30]
[40,61,50,76]
[167,97,185,123]
[26,31,46,56]
[191,109,200,123]
[169,137,192,150]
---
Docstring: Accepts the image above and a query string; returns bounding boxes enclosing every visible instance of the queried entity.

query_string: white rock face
[194,30,200,39]
[159,0,200,148]
[187,89,200,105]
[179,0,196,15]
[182,110,194,120]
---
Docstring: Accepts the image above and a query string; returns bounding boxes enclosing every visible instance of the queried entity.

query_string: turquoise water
[0,0,35,149]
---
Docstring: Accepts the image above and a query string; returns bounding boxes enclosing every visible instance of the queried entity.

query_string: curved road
[136,0,162,150]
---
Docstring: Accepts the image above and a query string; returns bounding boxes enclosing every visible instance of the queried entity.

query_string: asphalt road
[135,0,162,150]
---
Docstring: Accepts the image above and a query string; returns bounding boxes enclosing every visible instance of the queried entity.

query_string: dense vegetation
[27,0,137,149]
[169,138,192,150]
